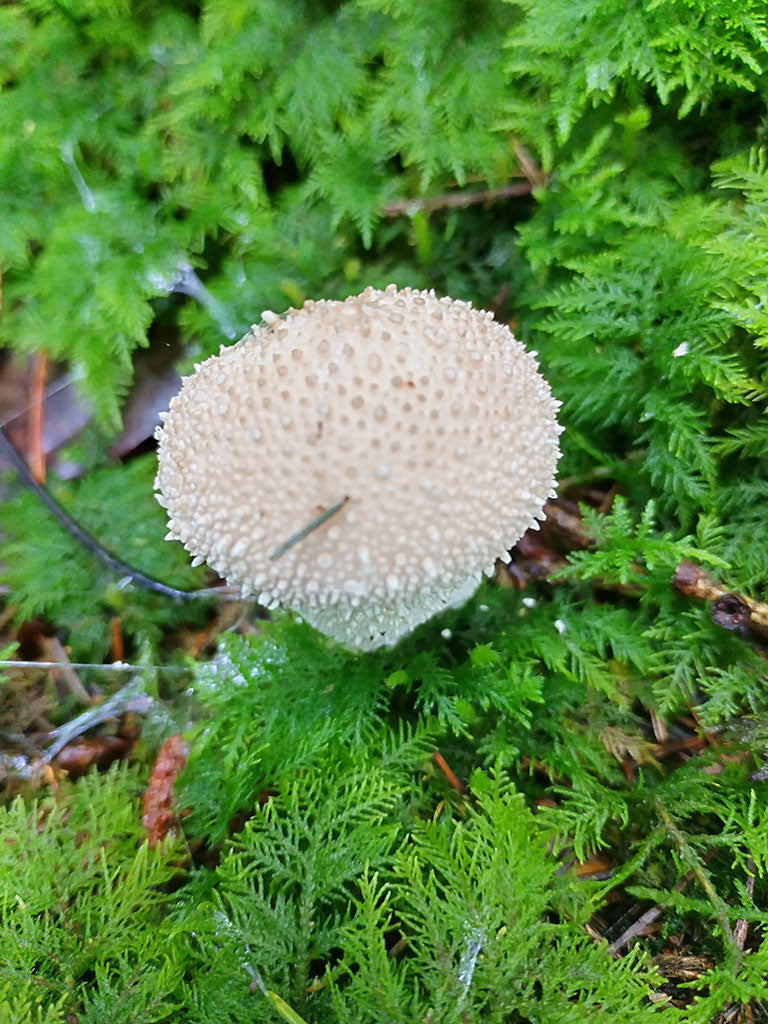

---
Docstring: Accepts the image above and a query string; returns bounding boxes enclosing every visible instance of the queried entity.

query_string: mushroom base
[293,573,483,651]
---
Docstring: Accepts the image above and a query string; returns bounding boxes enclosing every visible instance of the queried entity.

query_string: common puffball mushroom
[154,285,562,650]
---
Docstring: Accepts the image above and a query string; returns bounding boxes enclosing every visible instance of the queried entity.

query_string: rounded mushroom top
[155,285,562,649]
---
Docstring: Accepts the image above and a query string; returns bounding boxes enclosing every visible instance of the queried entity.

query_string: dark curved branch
[0,427,217,602]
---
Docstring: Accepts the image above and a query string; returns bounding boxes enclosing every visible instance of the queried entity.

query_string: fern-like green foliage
[1,599,767,1020]
[180,612,768,1022]
[517,117,767,532]
[330,773,669,1024]
[178,724,438,1022]
[0,0,521,427]
[0,763,185,1024]
[506,0,768,160]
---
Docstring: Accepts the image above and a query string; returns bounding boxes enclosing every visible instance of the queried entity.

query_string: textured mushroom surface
[155,285,562,649]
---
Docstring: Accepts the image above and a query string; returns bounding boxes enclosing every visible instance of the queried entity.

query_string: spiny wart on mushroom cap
[155,285,562,649]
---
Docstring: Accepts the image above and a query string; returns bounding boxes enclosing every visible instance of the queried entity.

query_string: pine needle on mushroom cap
[154,285,562,649]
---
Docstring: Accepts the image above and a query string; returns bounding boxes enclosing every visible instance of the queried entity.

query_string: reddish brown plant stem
[28,351,48,484]
[432,751,467,794]
[109,616,124,663]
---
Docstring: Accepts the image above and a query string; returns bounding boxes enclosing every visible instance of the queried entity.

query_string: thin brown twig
[383,181,533,218]
[651,735,708,759]
[673,561,768,642]
[511,137,548,188]
[42,636,92,706]
[734,857,756,952]
[609,869,697,954]
[649,708,669,744]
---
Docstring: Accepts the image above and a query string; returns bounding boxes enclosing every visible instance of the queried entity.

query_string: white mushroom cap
[155,285,562,649]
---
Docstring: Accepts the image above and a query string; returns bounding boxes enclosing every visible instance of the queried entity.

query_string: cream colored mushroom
[154,285,562,649]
